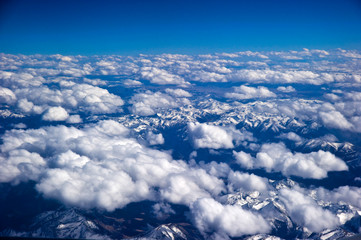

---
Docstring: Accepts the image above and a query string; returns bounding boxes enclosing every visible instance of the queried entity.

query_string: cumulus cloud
[42,106,69,121]
[277,86,296,93]
[227,171,269,192]
[234,143,348,179]
[0,71,44,88]
[140,67,188,85]
[0,87,16,104]
[0,120,227,210]
[66,114,82,124]
[188,123,254,149]
[188,122,234,149]
[279,188,340,232]
[190,198,271,238]
[316,186,361,209]
[2,51,361,237]
[225,85,276,100]
[319,110,353,130]
[279,132,303,142]
[152,202,175,220]
[123,79,143,86]
[8,82,124,117]
[146,132,165,145]
[190,71,227,83]
[0,149,45,183]
[229,69,334,85]
[160,169,225,205]
[165,88,192,97]
[233,151,254,169]
[130,91,190,116]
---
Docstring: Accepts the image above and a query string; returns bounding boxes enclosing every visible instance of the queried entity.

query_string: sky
[1,0,361,55]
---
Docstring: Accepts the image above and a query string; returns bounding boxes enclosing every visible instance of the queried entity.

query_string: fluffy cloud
[152,202,175,220]
[190,198,271,238]
[188,123,253,149]
[7,82,124,116]
[1,51,361,238]
[146,132,165,145]
[229,69,334,85]
[316,186,361,209]
[123,79,143,86]
[66,114,82,124]
[227,171,269,192]
[279,188,340,232]
[130,91,190,116]
[165,88,192,97]
[0,87,16,104]
[0,149,45,183]
[233,151,254,169]
[279,132,303,142]
[319,110,353,130]
[234,143,348,179]
[0,120,226,211]
[0,71,44,88]
[160,169,225,205]
[225,85,276,100]
[190,71,227,83]
[277,86,296,93]
[140,67,188,85]
[42,106,69,121]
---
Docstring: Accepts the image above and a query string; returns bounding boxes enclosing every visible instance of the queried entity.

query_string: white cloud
[190,198,271,237]
[146,132,164,145]
[188,123,255,150]
[233,151,254,169]
[12,83,124,116]
[317,186,361,209]
[2,51,361,237]
[0,87,16,104]
[279,132,303,142]
[324,93,340,102]
[130,91,189,116]
[225,85,276,100]
[188,123,234,149]
[0,149,45,183]
[123,79,143,86]
[227,171,269,192]
[190,71,227,83]
[277,86,296,93]
[140,67,188,85]
[234,143,348,179]
[0,71,44,88]
[319,110,353,130]
[279,188,340,232]
[0,120,227,211]
[152,202,175,220]
[61,84,124,114]
[229,69,334,85]
[165,88,192,97]
[160,173,213,205]
[66,115,82,124]
[42,106,69,121]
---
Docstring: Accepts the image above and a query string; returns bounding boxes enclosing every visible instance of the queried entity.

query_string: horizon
[1,0,361,55]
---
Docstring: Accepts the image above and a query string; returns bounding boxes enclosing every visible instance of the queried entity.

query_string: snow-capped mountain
[0,208,109,239]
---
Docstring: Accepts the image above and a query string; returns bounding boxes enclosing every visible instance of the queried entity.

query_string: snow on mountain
[0,208,109,239]
[133,223,203,240]
[224,179,361,240]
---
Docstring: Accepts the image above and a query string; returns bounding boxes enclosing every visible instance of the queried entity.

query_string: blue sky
[1,0,361,55]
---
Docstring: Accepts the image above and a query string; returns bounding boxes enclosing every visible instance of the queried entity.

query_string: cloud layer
[0,120,227,211]
[1,50,361,238]
[234,143,348,179]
